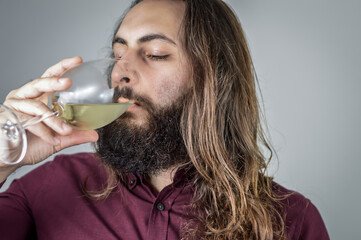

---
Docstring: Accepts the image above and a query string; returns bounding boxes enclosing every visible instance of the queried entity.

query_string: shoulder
[27,152,103,180]
[272,182,309,211]
[2,152,107,208]
[50,152,104,176]
[13,152,107,195]
[272,182,330,240]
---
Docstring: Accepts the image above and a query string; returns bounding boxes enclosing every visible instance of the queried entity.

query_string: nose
[110,57,137,88]
[120,76,130,83]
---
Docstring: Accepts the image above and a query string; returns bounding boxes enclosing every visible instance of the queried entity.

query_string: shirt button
[156,202,165,211]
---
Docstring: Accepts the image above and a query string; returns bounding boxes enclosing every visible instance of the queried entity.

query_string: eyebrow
[112,33,177,46]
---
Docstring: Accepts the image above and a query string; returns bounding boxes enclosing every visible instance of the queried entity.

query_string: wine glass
[0,58,133,165]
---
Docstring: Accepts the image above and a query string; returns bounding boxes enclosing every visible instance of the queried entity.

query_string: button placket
[156,202,165,211]
[145,202,169,240]
[128,175,138,190]
[145,177,189,240]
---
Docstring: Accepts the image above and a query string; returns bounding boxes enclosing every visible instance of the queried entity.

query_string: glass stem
[21,111,59,129]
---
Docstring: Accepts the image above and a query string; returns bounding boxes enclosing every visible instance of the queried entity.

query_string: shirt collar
[123,167,194,190]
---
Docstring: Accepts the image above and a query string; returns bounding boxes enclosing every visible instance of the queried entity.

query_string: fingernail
[53,137,60,145]
[58,78,68,84]
[62,123,72,132]
[64,57,81,67]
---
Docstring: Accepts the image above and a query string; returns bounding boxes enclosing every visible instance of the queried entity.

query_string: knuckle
[43,69,53,77]
[2,99,13,109]
[34,77,56,88]
[44,64,57,74]
[43,65,58,77]
[3,97,12,104]
[6,89,17,99]
[32,100,46,110]
[32,77,42,85]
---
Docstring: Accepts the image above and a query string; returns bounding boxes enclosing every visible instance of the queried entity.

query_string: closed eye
[147,55,170,60]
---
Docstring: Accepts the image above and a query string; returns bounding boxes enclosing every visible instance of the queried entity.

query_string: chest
[31,182,192,240]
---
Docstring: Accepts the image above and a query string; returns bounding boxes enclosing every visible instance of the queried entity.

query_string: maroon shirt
[0,153,329,239]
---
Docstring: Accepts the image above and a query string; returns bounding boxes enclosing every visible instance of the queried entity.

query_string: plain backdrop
[1,0,360,239]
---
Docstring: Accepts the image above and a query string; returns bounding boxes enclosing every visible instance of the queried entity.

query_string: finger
[25,122,61,145]
[6,77,72,100]
[54,130,99,152]
[41,56,83,78]
[3,99,73,135]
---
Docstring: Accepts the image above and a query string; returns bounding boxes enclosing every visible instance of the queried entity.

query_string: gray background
[1,0,360,239]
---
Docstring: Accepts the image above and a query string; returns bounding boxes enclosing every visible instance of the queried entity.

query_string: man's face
[96,0,191,176]
[111,0,190,127]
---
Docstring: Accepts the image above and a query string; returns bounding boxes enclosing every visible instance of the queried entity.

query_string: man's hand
[0,57,99,180]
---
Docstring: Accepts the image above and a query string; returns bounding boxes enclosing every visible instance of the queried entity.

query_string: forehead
[116,0,185,42]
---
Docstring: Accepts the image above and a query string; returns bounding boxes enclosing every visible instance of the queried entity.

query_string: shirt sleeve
[298,200,330,240]
[0,179,36,239]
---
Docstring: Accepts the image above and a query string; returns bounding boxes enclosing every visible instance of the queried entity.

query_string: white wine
[52,102,133,130]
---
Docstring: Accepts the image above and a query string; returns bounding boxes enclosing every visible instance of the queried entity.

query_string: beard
[95,87,189,177]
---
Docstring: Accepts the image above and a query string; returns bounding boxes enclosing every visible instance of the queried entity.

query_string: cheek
[153,69,190,107]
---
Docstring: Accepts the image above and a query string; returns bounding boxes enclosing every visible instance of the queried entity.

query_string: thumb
[55,130,99,151]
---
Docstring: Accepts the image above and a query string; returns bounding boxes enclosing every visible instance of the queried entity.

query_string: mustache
[113,86,155,112]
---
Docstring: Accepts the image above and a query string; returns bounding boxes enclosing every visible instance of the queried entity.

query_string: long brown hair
[178,1,286,239]
[86,0,287,239]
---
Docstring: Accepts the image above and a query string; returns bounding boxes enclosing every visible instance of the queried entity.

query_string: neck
[147,168,177,193]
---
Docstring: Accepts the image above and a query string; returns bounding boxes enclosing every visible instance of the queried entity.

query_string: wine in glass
[0,58,132,165]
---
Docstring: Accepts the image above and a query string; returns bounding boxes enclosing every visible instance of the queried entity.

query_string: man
[0,0,329,239]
